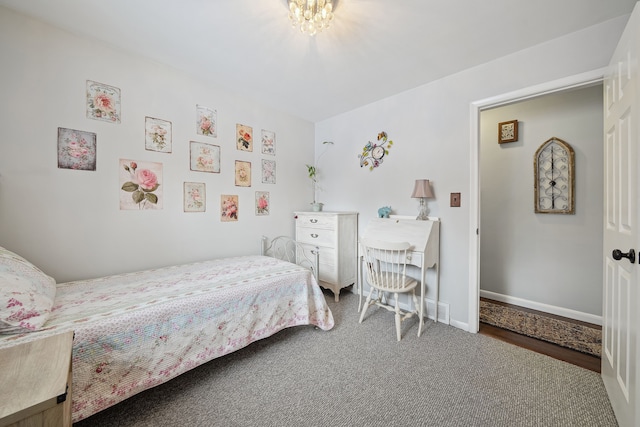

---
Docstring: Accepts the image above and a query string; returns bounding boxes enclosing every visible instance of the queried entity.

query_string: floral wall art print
[145,117,172,153]
[190,142,220,173]
[255,191,269,216]
[236,124,253,152]
[57,127,97,171]
[86,80,121,123]
[196,105,216,137]
[235,161,251,187]
[261,129,276,155]
[221,194,238,222]
[184,182,206,212]
[119,159,163,210]
[262,159,276,184]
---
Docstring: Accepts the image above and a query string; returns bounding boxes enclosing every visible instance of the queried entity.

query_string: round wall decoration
[359,131,393,170]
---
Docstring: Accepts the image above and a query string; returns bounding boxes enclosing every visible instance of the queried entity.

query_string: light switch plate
[450,192,461,207]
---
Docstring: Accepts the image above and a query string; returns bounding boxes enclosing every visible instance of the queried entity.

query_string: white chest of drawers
[294,211,358,301]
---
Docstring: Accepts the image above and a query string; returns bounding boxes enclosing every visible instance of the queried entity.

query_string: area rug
[479,299,601,357]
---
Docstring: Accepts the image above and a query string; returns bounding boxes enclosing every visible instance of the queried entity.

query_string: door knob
[612,249,636,264]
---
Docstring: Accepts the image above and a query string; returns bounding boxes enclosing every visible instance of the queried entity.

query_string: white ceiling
[0,0,636,122]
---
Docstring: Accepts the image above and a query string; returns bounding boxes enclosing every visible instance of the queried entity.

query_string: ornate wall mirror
[534,137,575,214]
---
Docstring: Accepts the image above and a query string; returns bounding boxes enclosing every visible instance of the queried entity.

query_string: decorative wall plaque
[534,137,575,214]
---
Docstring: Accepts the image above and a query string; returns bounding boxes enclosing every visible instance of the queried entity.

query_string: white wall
[0,7,315,282]
[0,6,629,328]
[315,16,628,328]
[480,86,603,317]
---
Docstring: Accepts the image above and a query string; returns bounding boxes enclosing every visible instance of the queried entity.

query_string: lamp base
[416,198,429,220]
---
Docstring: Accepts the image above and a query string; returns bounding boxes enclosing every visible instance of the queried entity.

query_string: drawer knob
[310,219,318,223]
[310,233,319,238]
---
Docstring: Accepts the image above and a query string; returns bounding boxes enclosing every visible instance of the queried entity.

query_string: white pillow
[0,246,56,333]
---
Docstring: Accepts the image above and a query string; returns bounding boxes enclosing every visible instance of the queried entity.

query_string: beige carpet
[74,291,617,427]
[479,299,601,357]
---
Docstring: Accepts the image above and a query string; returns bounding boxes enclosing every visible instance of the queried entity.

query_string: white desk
[358,217,440,328]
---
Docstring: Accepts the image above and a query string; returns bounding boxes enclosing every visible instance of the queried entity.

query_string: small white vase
[311,202,323,212]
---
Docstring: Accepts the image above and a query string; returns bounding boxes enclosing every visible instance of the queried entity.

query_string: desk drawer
[295,214,336,230]
[405,252,423,268]
[296,226,336,247]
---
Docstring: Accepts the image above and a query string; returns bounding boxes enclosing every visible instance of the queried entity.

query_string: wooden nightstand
[0,331,74,427]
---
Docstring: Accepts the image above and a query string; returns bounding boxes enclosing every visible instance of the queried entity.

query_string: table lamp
[411,179,434,220]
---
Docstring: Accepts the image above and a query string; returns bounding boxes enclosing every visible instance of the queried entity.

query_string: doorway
[468,69,606,333]
[478,85,603,321]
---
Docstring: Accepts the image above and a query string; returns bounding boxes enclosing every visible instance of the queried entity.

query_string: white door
[602,4,640,427]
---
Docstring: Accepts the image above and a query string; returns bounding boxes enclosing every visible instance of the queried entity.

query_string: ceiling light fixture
[288,0,334,36]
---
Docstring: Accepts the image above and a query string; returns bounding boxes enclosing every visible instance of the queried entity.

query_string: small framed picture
[261,159,276,184]
[498,120,518,144]
[57,127,97,171]
[235,160,251,187]
[221,194,238,222]
[196,105,217,138]
[255,191,269,216]
[190,141,220,173]
[86,80,121,123]
[145,117,172,153]
[184,182,206,212]
[261,129,276,155]
[236,124,253,152]
[119,159,163,210]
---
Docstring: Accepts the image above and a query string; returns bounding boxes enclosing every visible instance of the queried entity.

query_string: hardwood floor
[478,299,601,373]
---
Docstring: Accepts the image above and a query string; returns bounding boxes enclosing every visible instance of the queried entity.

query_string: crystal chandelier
[288,0,334,36]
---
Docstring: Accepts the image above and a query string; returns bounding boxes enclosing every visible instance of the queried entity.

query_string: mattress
[0,255,334,422]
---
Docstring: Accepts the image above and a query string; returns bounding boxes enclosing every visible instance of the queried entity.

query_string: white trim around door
[467,68,606,333]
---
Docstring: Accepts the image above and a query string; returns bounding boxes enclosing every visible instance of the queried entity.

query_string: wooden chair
[358,238,421,341]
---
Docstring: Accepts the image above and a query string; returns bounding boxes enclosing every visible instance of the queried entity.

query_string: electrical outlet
[450,192,461,207]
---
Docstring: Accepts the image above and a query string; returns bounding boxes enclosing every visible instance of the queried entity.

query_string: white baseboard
[480,290,602,326]
[449,319,469,331]
[426,299,450,324]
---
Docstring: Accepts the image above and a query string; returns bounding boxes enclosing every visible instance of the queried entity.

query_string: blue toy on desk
[377,206,391,218]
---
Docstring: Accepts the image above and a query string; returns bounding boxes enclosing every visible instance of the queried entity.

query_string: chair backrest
[360,238,414,292]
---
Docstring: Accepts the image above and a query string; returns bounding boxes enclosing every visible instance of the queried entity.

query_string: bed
[0,237,333,423]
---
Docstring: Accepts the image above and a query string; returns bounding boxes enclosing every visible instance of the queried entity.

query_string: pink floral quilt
[0,255,334,422]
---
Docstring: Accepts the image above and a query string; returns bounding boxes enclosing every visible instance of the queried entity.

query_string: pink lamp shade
[411,179,434,220]
[411,179,434,199]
